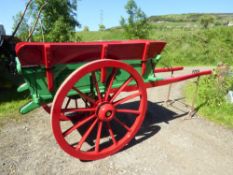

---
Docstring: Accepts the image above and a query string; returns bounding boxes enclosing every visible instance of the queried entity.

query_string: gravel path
[0,67,233,175]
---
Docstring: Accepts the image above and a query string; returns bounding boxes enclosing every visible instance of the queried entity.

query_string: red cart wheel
[51,59,147,160]
[42,96,84,120]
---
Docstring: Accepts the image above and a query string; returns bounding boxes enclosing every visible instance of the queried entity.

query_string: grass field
[0,88,29,126]
[78,26,233,66]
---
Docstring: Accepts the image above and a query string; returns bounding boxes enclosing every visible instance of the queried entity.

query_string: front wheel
[51,59,147,160]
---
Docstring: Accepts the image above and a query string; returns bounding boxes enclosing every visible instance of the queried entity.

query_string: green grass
[185,76,233,128]
[78,29,127,41]
[77,26,233,66]
[0,88,29,125]
[157,27,233,66]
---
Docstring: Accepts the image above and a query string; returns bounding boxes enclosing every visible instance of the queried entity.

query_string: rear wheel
[51,59,147,160]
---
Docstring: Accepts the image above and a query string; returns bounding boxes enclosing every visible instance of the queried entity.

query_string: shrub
[120,0,151,39]
[185,65,233,128]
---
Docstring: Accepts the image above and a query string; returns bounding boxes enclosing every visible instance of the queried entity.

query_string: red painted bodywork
[16,40,166,91]
[16,40,212,92]
[16,40,166,67]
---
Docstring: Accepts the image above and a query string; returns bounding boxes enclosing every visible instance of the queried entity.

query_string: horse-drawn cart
[15,40,211,160]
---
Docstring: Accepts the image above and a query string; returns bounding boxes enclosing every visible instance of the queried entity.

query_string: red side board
[15,40,166,67]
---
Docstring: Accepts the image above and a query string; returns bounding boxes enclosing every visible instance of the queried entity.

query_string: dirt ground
[0,67,233,175]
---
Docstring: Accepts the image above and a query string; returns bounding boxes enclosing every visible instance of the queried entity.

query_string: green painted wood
[17,56,163,114]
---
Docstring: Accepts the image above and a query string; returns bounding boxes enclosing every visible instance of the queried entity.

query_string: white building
[228,22,233,27]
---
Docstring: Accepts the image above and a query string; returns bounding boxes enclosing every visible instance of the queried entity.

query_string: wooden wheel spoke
[73,87,95,104]
[105,69,117,101]
[113,92,141,106]
[60,113,71,121]
[91,72,102,100]
[107,122,117,145]
[110,77,133,103]
[82,97,90,108]
[64,97,71,110]
[95,121,103,152]
[114,117,131,131]
[116,109,140,115]
[61,107,96,113]
[76,119,98,150]
[75,99,78,108]
[42,104,51,113]
[62,114,96,137]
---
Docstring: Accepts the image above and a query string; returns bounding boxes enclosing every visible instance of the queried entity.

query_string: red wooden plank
[141,42,150,75]
[101,44,108,83]
[43,45,54,91]
[15,40,166,67]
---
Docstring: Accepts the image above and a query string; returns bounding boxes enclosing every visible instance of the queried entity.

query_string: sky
[0,0,233,34]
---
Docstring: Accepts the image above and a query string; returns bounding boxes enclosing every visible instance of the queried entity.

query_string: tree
[13,0,80,42]
[98,24,106,31]
[12,12,30,41]
[200,15,215,29]
[37,0,80,41]
[83,26,90,32]
[120,0,151,39]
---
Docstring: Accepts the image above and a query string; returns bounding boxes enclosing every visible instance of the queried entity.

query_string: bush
[185,65,233,128]
[198,74,233,107]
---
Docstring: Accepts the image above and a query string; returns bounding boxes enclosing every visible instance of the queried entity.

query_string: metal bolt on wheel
[51,59,147,160]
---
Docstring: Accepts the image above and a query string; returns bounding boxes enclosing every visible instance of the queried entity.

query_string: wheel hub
[97,103,115,121]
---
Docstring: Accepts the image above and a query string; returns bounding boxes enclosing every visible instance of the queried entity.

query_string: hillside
[79,27,233,66]
[148,13,233,29]
[149,13,233,23]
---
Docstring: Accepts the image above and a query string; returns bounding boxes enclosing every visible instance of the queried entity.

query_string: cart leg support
[165,70,174,106]
[187,76,200,119]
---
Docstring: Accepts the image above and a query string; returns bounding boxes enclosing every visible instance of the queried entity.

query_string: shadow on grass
[0,87,28,104]
[0,87,29,124]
